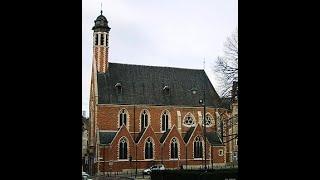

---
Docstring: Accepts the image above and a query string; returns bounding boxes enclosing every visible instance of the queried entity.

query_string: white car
[143,164,165,175]
[82,172,92,180]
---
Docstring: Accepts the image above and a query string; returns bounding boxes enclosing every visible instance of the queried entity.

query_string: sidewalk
[92,174,150,180]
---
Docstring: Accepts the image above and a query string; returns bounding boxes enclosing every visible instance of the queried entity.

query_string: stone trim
[117,108,130,129]
[160,109,171,132]
[143,137,156,160]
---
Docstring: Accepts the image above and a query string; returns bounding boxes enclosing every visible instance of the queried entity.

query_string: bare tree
[214,28,238,97]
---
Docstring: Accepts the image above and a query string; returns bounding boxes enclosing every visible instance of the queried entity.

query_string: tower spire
[92,9,110,73]
[100,2,103,15]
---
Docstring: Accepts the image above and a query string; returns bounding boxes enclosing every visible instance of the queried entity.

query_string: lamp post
[185,145,187,169]
[191,85,207,170]
[102,144,106,177]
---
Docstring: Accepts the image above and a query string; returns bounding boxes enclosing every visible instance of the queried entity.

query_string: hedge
[151,168,238,180]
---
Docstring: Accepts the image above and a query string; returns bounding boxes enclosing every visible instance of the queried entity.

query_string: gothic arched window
[145,137,153,159]
[161,110,170,132]
[193,136,203,158]
[170,138,179,159]
[119,109,128,127]
[119,137,128,159]
[183,113,195,127]
[205,113,214,127]
[140,109,149,130]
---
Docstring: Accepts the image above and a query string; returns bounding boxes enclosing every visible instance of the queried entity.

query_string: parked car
[82,172,92,180]
[143,164,165,175]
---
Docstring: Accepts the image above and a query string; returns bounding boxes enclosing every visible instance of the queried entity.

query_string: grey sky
[82,0,238,115]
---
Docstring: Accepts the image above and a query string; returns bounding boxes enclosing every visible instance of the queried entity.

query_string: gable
[183,127,195,143]
[137,125,160,145]
[97,63,222,107]
[159,129,171,143]
[186,123,204,144]
[110,125,135,146]
[161,125,185,146]
[135,128,146,143]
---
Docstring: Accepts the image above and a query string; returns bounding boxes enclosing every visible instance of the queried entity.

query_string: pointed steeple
[100,2,103,15]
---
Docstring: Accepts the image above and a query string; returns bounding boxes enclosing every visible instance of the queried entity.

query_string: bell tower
[92,10,111,73]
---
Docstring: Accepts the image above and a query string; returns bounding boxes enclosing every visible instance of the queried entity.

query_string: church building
[88,11,230,174]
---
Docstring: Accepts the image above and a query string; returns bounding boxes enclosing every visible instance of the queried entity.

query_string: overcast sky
[82,0,238,116]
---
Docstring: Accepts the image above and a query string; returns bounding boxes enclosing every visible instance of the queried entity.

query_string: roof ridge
[109,62,204,71]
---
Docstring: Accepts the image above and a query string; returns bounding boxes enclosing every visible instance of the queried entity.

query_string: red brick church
[88,11,230,174]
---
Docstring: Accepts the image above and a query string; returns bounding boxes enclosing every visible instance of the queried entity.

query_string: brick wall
[96,104,219,133]
[95,104,227,172]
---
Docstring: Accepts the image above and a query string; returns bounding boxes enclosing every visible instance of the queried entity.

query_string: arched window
[119,137,128,159]
[145,137,153,159]
[119,109,128,127]
[170,138,179,159]
[183,113,195,127]
[106,34,108,46]
[140,109,149,130]
[161,110,170,132]
[95,34,98,45]
[100,33,104,45]
[193,136,203,158]
[205,113,214,127]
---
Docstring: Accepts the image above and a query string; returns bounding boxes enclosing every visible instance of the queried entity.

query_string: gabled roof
[135,127,146,143]
[183,127,195,143]
[97,63,222,107]
[99,132,117,145]
[220,97,232,110]
[136,125,160,144]
[206,131,223,146]
[159,129,171,143]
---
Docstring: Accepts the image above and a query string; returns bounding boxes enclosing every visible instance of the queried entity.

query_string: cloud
[82,0,238,113]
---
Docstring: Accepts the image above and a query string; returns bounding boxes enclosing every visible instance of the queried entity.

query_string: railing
[93,170,151,180]
[92,164,238,179]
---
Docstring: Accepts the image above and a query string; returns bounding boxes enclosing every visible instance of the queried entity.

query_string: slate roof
[183,127,195,143]
[99,132,117,145]
[159,129,171,143]
[135,128,146,143]
[206,131,223,146]
[220,97,232,110]
[97,63,222,107]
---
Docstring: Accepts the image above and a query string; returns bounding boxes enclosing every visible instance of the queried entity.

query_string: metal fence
[93,170,151,180]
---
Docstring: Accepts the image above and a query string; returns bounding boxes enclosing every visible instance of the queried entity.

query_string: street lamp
[190,87,207,170]
[101,144,106,177]
[185,145,188,169]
